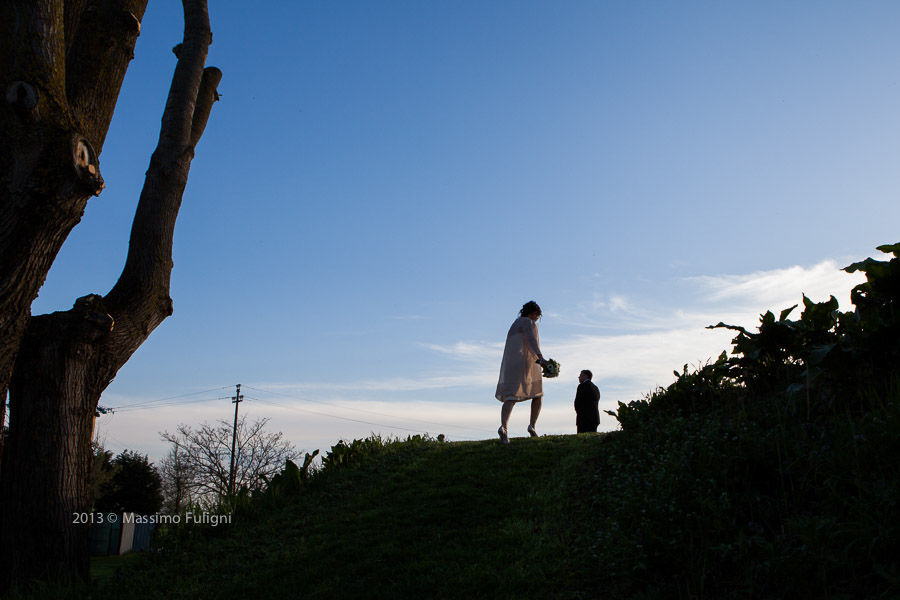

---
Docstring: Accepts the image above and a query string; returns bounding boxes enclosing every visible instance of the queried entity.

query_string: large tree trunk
[0,0,148,462]
[4,311,110,585]
[0,0,220,591]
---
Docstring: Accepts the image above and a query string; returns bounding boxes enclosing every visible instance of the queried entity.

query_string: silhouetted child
[574,370,600,433]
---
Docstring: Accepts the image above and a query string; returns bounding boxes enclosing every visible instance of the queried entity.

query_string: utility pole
[228,383,243,496]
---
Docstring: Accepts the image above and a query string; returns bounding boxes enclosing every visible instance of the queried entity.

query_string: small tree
[95,450,163,516]
[161,417,300,506]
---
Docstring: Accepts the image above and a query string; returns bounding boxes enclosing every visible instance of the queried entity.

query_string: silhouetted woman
[495,301,548,444]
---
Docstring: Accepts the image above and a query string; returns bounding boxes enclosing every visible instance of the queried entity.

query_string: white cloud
[418,340,502,362]
[253,371,497,394]
[608,294,632,313]
[688,260,863,313]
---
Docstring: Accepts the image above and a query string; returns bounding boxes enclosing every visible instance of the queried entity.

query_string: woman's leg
[529,396,542,429]
[500,399,516,429]
[499,399,516,444]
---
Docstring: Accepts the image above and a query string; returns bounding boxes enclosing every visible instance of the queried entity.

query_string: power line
[110,396,226,413]
[105,386,234,411]
[96,383,495,442]
[94,432,132,451]
[244,385,495,435]
[248,396,481,441]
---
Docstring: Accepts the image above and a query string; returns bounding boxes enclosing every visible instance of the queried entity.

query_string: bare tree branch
[160,418,300,506]
[104,0,218,357]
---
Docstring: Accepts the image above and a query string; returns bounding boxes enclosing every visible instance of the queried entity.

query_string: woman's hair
[519,301,541,318]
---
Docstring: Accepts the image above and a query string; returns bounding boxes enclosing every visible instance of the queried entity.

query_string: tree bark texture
[0,0,147,440]
[0,0,220,590]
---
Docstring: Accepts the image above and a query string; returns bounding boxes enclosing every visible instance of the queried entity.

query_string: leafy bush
[320,433,442,471]
[610,243,900,425]
[707,243,900,413]
[591,378,900,598]
[262,450,320,500]
[597,243,900,597]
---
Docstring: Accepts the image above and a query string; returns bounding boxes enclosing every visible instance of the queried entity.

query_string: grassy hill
[89,433,613,600]
[13,387,900,600]
[65,379,897,600]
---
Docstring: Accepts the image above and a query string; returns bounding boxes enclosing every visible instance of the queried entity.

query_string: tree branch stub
[72,137,104,196]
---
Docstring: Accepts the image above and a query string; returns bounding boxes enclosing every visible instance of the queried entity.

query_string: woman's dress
[495,316,544,402]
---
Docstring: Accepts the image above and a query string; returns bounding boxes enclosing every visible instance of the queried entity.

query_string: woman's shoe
[527,424,538,437]
[498,426,509,445]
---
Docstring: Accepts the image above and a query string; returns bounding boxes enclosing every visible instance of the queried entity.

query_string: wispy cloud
[572,260,862,389]
[323,374,496,392]
[561,261,864,334]
[418,340,502,362]
[608,294,632,313]
[252,372,498,395]
[688,260,862,311]
[556,292,663,332]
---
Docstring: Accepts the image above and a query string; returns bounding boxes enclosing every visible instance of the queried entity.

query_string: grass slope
[93,434,607,600]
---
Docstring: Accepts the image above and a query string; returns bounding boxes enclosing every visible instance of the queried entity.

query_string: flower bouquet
[540,358,560,378]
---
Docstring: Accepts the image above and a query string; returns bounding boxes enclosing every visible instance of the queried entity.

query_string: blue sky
[23,1,900,462]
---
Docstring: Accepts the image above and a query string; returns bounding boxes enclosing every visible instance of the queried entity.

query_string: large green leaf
[779,304,798,322]
[844,257,889,281]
